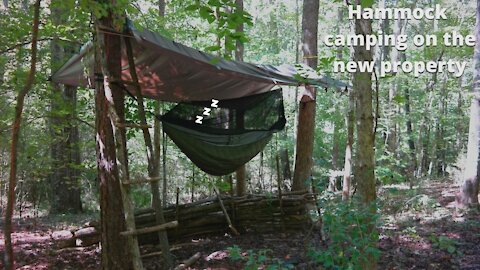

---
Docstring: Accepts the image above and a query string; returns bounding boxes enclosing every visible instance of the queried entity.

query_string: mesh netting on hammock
[158,90,286,176]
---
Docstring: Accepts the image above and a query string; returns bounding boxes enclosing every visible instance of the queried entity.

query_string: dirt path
[0,179,479,269]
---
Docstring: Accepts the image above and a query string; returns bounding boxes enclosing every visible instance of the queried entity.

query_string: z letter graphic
[195,116,203,124]
[203,107,211,116]
[211,99,219,108]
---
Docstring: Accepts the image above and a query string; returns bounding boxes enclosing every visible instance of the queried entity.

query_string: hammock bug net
[158,90,285,176]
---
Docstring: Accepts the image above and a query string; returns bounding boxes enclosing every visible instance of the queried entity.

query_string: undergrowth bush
[227,246,294,270]
[308,198,381,269]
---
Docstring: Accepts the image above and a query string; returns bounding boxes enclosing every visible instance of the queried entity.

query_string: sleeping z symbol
[203,107,211,116]
[195,116,203,124]
[211,99,219,108]
[195,99,220,124]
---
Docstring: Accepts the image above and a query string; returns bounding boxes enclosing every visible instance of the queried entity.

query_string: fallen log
[173,252,202,270]
[52,227,100,249]
[121,221,178,237]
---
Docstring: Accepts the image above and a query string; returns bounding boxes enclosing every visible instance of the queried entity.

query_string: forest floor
[0,178,479,269]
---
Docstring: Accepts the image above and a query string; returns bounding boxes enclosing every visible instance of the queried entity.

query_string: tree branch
[0,37,82,54]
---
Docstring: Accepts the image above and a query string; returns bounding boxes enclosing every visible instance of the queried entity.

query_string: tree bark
[292,0,319,191]
[94,3,137,269]
[386,16,402,155]
[158,0,165,17]
[234,0,247,196]
[49,0,82,214]
[338,6,353,201]
[235,0,244,61]
[405,85,417,187]
[352,0,376,268]
[328,122,339,192]
[157,0,168,208]
[162,130,168,205]
[342,87,354,201]
[3,1,41,269]
[435,78,448,176]
[457,0,480,208]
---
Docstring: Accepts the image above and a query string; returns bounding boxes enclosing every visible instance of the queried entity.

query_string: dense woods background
[0,0,479,269]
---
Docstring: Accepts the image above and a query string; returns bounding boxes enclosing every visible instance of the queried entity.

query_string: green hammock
[159,90,286,176]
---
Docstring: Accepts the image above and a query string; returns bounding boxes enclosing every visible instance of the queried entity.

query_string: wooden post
[214,188,239,236]
[124,34,173,268]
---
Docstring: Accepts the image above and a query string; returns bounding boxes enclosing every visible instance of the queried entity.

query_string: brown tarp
[51,23,347,102]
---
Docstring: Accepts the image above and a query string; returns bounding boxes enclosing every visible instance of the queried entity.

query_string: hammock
[158,90,285,176]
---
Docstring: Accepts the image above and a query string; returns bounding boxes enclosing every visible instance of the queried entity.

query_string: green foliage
[186,0,253,58]
[429,235,460,255]
[360,0,375,8]
[308,199,381,270]
[376,165,406,184]
[227,246,294,270]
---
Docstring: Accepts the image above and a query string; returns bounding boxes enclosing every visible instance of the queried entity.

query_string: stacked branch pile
[136,191,315,244]
[53,191,315,248]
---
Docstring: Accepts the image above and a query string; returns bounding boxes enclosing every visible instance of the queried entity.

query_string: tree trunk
[338,5,353,201]
[158,0,165,17]
[156,0,167,209]
[94,5,137,269]
[456,77,466,151]
[49,0,82,214]
[292,0,319,191]
[3,1,40,269]
[352,0,376,268]
[328,122,339,192]
[435,78,448,176]
[234,0,247,196]
[342,87,354,201]
[162,129,168,205]
[386,16,402,155]
[234,0,244,61]
[405,86,417,187]
[153,0,165,206]
[457,0,480,208]
[280,146,292,183]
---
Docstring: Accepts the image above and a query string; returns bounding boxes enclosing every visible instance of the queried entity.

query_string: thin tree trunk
[280,146,292,182]
[342,86,354,201]
[3,1,40,269]
[293,0,300,118]
[156,0,168,210]
[158,0,165,17]
[386,16,402,155]
[292,0,319,191]
[328,122,339,192]
[162,129,168,205]
[456,77,465,150]
[436,78,448,176]
[49,0,82,214]
[235,0,247,196]
[405,86,417,187]
[191,165,196,201]
[352,0,376,268]
[457,0,480,208]
[124,34,172,268]
[235,0,244,60]
[338,5,353,201]
[259,151,264,190]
